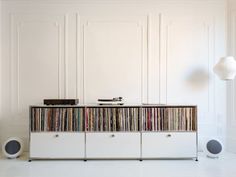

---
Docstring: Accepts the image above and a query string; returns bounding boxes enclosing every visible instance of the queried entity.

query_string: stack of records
[97,97,124,105]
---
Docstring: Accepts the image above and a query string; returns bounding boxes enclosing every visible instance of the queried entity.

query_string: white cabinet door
[86,132,140,158]
[142,132,197,158]
[30,132,85,159]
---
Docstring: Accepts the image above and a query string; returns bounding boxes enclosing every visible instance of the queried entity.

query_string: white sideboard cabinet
[29,105,198,161]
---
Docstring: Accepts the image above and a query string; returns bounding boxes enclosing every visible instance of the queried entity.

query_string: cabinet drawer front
[86,133,140,158]
[142,132,197,158]
[30,133,85,158]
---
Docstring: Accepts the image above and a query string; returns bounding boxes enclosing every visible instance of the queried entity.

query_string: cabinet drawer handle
[166,134,171,137]
[54,134,59,138]
[110,134,115,138]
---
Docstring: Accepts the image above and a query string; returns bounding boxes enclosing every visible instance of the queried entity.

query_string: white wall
[227,0,236,153]
[0,0,2,139]
[0,0,227,151]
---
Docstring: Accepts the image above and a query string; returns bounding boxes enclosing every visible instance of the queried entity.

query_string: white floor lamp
[206,56,236,158]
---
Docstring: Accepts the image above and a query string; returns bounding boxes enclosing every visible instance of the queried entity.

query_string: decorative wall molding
[163,16,215,114]
[16,22,21,111]
[9,13,69,112]
[57,22,62,99]
[140,23,146,103]
[64,14,68,99]
[76,12,80,99]
[229,11,236,125]
[147,15,150,102]
[81,23,85,103]
[10,13,14,113]
[158,13,162,103]
[82,17,148,104]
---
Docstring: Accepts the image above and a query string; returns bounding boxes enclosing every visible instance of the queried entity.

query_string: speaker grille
[5,140,21,155]
[207,140,222,154]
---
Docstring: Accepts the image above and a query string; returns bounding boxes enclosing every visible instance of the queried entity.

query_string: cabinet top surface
[30,104,197,108]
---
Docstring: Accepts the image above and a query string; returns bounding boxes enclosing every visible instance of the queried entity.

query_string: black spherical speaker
[205,139,223,158]
[2,137,23,159]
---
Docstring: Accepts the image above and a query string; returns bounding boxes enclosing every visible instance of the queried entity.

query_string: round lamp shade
[213,56,236,80]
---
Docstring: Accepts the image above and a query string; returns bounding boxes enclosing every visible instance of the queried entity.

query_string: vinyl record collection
[31,108,84,132]
[142,107,196,131]
[30,106,196,132]
[86,107,140,131]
